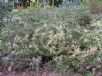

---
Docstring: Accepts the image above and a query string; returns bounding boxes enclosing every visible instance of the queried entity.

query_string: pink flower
[90,47,98,55]
[92,68,96,76]
[32,56,42,65]
[96,57,101,63]
[75,47,81,55]
[8,67,12,72]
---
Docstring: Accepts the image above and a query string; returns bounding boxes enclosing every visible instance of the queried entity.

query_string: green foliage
[83,0,102,14]
[1,5,102,76]
[84,0,102,7]
[77,12,92,26]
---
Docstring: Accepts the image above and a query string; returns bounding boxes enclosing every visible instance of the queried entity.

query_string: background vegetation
[1,0,102,76]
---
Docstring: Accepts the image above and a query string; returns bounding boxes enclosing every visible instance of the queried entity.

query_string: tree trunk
[49,0,63,7]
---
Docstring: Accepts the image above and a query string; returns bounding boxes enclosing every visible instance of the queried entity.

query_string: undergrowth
[1,4,102,76]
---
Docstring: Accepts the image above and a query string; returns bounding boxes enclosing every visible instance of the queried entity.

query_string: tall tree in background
[20,0,31,7]
[49,0,63,7]
[12,0,31,8]
[9,0,63,8]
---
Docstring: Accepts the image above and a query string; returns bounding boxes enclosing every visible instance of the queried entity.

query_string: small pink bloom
[96,57,101,63]
[90,47,98,55]
[8,67,12,72]
[92,68,96,76]
[75,48,81,55]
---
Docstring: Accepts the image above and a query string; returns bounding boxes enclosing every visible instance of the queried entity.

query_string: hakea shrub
[29,18,102,74]
[1,19,102,73]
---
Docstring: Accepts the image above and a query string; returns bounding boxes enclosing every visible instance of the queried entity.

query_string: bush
[77,13,92,27]
[83,0,102,14]
[1,5,102,75]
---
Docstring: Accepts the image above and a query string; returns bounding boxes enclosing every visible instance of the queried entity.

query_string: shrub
[83,0,102,14]
[1,5,102,76]
[77,13,92,27]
